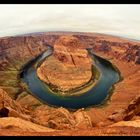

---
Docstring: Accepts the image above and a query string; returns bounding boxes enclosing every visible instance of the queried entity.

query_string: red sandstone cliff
[37,35,92,92]
[0,32,140,135]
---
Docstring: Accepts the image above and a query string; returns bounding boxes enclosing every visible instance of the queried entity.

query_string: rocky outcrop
[135,50,140,64]
[93,40,140,64]
[108,94,140,122]
[124,94,140,121]
[37,35,92,92]
[109,120,140,128]
[16,93,43,110]
[75,34,140,64]
[31,106,92,130]
[31,106,76,130]
[0,36,47,70]
[0,87,92,133]
[0,35,49,99]
[0,88,30,120]
[73,108,92,129]
[0,117,54,132]
[1,126,140,136]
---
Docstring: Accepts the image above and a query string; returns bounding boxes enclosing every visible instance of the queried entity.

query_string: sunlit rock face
[37,35,92,92]
[0,36,47,70]
[31,106,92,130]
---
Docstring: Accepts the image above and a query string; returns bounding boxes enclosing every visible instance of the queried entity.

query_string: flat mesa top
[37,35,93,93]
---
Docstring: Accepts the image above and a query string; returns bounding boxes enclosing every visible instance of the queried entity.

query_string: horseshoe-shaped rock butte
[37,35,93,92]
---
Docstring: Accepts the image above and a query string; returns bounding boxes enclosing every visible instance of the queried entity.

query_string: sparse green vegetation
[0,86,21,99]
[16,91,28,100]
[0,58,37,100]
[45,65,101,97]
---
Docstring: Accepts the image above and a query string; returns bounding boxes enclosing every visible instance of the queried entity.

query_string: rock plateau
[37,35,92,92]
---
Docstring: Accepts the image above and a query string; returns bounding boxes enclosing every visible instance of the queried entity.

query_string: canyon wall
[0,32,140,135]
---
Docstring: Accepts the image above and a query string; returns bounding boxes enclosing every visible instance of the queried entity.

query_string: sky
[0,4,140,40]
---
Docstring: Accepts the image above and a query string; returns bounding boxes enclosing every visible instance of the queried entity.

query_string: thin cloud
[0,4,140,40]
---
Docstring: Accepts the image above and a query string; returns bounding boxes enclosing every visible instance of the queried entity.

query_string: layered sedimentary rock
[0,36,48,99]
[0,36,47,70]
[37,35,92,92]
[31,106,92,130]
[0,88,30,120]
[0,88,92,132]
[77,34,140,64]
[108,93,140,122]
[0,117,54,132]
[0,32,140,135]
[109,95,140,129]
